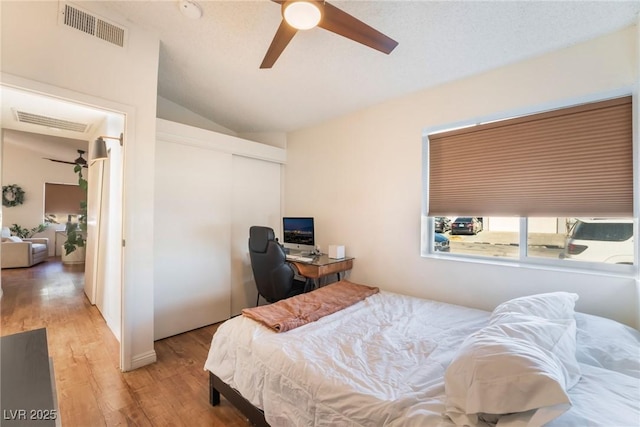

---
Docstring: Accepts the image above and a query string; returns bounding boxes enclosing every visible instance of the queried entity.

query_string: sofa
[1,227,49,269]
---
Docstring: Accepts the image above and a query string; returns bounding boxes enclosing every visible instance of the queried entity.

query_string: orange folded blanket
[242,280,379,332]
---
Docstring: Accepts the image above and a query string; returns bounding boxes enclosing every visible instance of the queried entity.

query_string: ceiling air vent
[14,110,90,133]
[59,3,127,48]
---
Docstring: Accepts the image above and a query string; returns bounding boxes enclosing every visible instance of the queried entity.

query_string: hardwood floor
[1,258,251,427]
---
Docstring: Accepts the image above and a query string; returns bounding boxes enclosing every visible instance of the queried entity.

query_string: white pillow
[575,312,640,378]
[444,316,581,426]
[3,236,22,243]
[491,292,578,321]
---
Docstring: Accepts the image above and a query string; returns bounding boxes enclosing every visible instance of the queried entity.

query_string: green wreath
[2,184,25,207]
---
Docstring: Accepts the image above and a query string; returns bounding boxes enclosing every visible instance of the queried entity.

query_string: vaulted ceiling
[3,0,639,147]
[94,0,640,133]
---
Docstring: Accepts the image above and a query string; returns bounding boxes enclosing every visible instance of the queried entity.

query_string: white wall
[285,26,639,327]
[2,141,78,255]
[157,96,238,137]
[1,1,160,369]
[157,96,288,148]
[237,132,288,149]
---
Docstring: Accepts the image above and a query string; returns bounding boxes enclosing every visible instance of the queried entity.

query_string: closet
[154,119,285,340]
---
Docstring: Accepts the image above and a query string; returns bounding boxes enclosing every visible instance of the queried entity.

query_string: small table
[0,329,59,426]
[54,231,66,257]
[288,254,354,290]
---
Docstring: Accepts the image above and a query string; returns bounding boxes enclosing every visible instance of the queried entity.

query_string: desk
[288,254,354,289]
[1,328,59,426]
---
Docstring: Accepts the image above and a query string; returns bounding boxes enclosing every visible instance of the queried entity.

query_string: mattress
[205,291,640,426]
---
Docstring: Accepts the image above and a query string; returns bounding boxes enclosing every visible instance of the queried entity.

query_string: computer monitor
[282,217,315,254]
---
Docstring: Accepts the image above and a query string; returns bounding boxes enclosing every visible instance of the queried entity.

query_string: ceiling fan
[261,0,399,69]
[44,149,88,168]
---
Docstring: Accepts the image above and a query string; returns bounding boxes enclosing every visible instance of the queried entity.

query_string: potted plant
[62,163,87,264]
[9,223,48,239]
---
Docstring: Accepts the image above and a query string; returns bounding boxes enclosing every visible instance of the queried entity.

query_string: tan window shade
[428,96,632,217]
[44,183,84,215]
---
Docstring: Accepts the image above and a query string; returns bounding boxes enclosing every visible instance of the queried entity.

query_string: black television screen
[283,217,315,246]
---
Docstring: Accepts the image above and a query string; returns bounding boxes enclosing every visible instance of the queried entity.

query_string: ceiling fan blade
[44,158,88,168]
[260,19,298,69]
[319,2,398,54]
[44,158,76,166]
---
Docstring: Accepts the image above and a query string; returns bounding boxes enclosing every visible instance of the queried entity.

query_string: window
[422,96,634,272]
[527,217,566,261]
[44,183,84,224]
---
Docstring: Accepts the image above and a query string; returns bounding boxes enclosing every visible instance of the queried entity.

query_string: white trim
[156,118,286,164]
[634,13,640,329]
[423,250,635,279]
[421,86,634,138]
[1,72,135,372]
[130,350,157,370]
[634,16,640,274]
[1,73,130,116]
[519,217,528,261]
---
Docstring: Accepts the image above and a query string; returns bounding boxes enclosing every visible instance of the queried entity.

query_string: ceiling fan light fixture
[283,1,322,30]
[74,150,87,166]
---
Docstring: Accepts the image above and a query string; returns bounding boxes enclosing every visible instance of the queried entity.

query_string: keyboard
[286,255,314,262]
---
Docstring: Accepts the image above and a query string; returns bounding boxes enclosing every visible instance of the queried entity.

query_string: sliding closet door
[230,155,282,315]
[154,140,232,340]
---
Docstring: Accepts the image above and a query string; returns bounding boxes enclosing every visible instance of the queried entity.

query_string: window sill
[422,251,636,279]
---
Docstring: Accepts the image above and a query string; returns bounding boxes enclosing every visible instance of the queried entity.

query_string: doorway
[0,82,126,368]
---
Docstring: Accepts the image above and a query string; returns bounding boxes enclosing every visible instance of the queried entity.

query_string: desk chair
[248,226,307,305]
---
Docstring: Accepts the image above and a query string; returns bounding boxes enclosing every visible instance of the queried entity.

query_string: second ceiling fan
[261,0,399,69]
[44,149,88,168]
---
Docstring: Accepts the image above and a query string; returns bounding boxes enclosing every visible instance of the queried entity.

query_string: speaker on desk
[328,245,345,259]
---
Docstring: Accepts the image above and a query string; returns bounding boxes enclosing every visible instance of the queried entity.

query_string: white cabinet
[154,119,285,340]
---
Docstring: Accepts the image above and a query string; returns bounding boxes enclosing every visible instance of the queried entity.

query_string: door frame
[1,73,132,371]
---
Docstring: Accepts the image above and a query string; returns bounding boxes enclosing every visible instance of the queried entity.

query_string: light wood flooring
[1,258,252,426]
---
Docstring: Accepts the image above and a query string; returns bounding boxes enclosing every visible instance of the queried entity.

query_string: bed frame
[209,372,270,427]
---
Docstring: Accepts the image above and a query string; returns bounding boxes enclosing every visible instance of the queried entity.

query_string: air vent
[14,110,90,133]
[96,19,125,47]
[59,3,127,47]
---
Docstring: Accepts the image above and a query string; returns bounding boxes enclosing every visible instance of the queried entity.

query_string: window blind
[44,183,84,215]
[428,96,632,217]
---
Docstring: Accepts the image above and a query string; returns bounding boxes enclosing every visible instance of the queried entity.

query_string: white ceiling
[90,0,640,133]
[1,86,110,161]
[2,0,639,147]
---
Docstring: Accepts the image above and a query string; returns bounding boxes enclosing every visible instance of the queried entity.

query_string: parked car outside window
[434,217,451,233]
[434,233,450,252]
[450,217,482,235]
[560,218,633,264]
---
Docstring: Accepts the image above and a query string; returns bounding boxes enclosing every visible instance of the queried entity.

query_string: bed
[204,281,640,426]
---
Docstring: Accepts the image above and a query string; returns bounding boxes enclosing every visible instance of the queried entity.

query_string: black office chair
[248,226,307,305]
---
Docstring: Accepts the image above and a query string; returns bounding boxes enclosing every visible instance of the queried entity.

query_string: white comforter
[204,292,640,426]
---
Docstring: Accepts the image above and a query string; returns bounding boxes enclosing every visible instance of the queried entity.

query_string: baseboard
[130,350,157,370]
